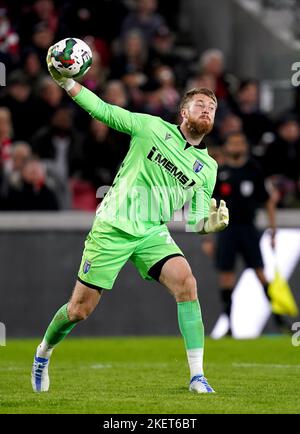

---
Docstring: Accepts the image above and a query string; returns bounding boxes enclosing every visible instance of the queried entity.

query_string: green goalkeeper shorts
[77,219,184,290]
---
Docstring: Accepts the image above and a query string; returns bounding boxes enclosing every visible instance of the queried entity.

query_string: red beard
[188,116,213,136]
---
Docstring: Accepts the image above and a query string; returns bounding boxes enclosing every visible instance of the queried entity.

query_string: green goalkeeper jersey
[73,87,218,237]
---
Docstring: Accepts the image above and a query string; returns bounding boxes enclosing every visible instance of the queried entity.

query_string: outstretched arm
[46,46,138,135]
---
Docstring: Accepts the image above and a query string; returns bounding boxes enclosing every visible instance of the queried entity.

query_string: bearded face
[186,112,214,136]
[181,94,216,137]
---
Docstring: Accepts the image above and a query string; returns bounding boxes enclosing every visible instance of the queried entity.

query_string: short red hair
[180,87,217,110]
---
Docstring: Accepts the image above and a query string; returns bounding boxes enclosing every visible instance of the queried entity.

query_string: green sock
[44,304,79,346]
[177,300,204,350]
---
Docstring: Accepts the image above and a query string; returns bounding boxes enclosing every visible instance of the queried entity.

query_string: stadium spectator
[0,71,37,141]
[31,106,82,177]
[22,48,46,92]
[110,29,151,110]
[28,21,55,69]
[0,7,19,67]
[121,0,166,43]
[31,106,83,209]
[34,77,65,130]
[139,66,170,118]
[217,113,243,142]
[122,71,148,111]
[149,25,176,69]
[148,25,187,85]
[0,106,13,173]
[3,155,58,211]
[32,0,58,33]
[17,0,58,49]
[144,64,180,121]
[205,112,243,147]
[2,141,32,192]
[207,144,226,166]
[110,29,150,81]
[263,115,300,206]
[103,80,130,108]
[231,79,273,145]
[187,72,217,95]
[198,49,236,101]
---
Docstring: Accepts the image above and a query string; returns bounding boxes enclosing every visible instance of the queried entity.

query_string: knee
[175,273,198,302]
[67,302,91,322]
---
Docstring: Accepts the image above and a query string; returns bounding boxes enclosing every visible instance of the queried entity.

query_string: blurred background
[0,0,299,339]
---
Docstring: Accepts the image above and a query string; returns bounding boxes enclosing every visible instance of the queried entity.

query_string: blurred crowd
[0,0,299,211]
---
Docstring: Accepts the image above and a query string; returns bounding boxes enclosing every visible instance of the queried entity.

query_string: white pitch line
[90,364,112,369]
[233,363,300,369]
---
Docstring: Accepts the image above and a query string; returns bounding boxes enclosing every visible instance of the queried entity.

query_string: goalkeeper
[31,48,229,394]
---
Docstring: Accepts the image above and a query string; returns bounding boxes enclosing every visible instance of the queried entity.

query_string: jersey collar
[177,126,207,150]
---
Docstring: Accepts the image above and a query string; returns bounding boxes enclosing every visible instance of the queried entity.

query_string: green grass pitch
[0,336,300,414]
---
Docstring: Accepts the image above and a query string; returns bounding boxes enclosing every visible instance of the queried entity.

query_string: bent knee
[68,303,91,322]
[175,274,198,302]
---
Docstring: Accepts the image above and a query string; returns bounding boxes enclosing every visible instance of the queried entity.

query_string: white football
[51,38,92,78]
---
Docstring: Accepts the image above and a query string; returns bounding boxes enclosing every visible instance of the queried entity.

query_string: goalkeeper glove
[203,198,229,233]
[46,46,76,92]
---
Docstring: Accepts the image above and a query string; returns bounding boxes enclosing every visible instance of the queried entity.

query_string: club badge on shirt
[193,160,204,173]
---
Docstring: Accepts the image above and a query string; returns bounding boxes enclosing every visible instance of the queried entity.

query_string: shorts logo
[193,160,204,173]
[83,260,91,274]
